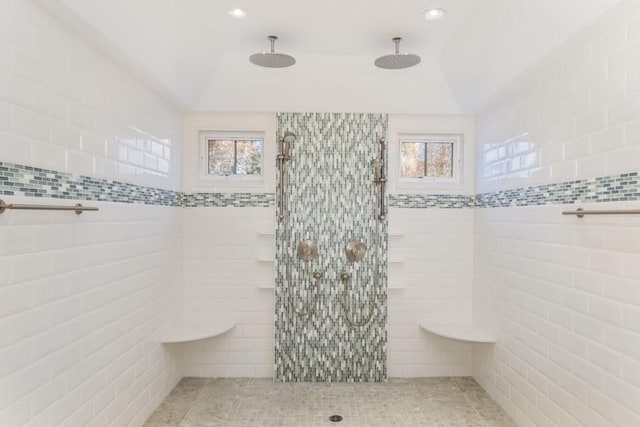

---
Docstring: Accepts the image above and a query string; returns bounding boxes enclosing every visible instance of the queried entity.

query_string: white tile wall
[474,204,640,427]
[387,208,474,377]
[0,0,181,191]
[0,200,183,426]
[477,1,640,194]
[0,1,183,426]
[475,1,640,425]
[180,207,276,378]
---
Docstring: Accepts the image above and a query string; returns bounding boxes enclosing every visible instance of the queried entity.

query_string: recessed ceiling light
[422,8,446,21]
[227,8,248,19]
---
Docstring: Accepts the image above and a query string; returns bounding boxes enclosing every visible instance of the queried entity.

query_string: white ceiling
[39,0,623,114]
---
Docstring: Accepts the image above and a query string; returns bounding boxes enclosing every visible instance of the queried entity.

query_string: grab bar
[0,199,98,215]
[562,207,640,218]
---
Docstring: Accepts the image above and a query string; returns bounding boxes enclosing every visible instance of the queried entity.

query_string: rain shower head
[374,37,421,70]
[249,36,296,68]
[282,131,296,144]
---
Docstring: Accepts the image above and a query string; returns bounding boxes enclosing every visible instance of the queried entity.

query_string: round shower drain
[329,415,343,422]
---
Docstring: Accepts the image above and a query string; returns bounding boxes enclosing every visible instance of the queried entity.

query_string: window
[398,134,462,187]
[200,132,264,183]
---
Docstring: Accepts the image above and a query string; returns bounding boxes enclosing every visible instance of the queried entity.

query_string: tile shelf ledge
[160,317,236,344]
[419,322,496,344]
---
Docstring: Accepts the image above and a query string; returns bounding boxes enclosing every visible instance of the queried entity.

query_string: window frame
[397,133,464,190]
[199,131,265,186]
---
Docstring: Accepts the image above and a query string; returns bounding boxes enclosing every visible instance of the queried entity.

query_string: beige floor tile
[145,376,515,427]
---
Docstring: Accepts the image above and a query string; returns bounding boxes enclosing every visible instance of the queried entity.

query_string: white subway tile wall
[474,1,640,426]
[477,2,640,195]
[0,201,183,426]
[0,0,181,191]
[179,207,277,378]
[387,208,474,377]
[0,0,183,426]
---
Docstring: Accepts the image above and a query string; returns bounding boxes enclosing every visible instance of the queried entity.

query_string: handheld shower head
[282,131,296,144]
[280,131,296,158]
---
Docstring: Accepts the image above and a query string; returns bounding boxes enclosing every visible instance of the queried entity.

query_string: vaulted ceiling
[38,0,623,114]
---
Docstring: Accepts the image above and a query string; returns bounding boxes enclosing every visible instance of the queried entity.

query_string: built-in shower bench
[419,322,496,344]
[160,316,236,344]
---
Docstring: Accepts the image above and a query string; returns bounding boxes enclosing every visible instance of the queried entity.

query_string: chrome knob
[345,240,366,262]
[297,240,318,262]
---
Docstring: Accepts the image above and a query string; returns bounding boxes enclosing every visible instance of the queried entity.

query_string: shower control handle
[345,240,367,263]
[297,240,318,262]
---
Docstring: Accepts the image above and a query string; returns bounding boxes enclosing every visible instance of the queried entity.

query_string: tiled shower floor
[144,377,516,427]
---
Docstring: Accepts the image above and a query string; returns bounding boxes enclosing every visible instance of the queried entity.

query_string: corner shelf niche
[160,316,236,344]
[419,322,496,344]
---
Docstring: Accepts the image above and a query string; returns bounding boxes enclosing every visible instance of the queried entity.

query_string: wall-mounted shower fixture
[288,271,323,318]
[374,37,421,69]
[345,240,366,263]
[340,264,378,328]
[339,271,351,284]
[372,137,387,221]
[340,222,382,328]
[250,36,296,68]
[297,240,318,262]
[278,131,296,221]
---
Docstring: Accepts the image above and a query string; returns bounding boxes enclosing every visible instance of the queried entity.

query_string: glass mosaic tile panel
[275,113,389,382]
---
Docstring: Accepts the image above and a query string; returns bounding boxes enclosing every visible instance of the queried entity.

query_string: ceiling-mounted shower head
[249,35,296,68]
[374,37,421,70]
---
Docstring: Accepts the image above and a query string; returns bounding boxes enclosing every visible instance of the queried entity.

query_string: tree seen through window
[208,139,262,176]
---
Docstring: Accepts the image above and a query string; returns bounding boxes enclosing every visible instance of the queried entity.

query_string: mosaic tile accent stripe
[182,192,274,207]
[475,172,640,208]
[0,161,274,208]
[2,161,637,210]
[275,113,388,382]
[390,172,639,209]
[0,161,181,206]
[389,194,475,209]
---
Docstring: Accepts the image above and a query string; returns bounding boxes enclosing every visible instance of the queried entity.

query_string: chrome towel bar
[0,199,98,215]
[562,207,640,218]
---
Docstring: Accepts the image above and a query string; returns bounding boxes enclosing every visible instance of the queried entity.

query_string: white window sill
[396,179,465,192]
[195,176,267,192]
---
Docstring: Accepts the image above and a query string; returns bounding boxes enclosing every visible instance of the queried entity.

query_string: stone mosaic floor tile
[145,377,516,427]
